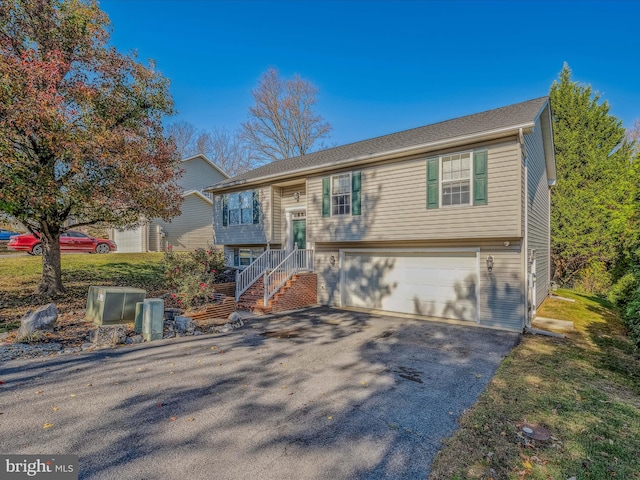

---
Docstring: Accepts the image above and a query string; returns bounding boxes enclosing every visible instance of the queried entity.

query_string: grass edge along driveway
[429,289,640,480]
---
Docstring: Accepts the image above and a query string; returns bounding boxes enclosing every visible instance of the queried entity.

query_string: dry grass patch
[429,289,640,480]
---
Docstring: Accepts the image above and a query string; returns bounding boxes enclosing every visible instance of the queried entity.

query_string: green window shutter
[233,248,239,267]
[351,171,362,216]
[252,190,260,224]
[322,177,330,217]
[473,150,488,205]
[222,194,228,226]
[427,157,439,209]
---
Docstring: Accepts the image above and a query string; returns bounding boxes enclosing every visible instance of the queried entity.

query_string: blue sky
[100,0,640,147]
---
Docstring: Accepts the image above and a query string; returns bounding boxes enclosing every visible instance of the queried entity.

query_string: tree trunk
[37,226,65,296]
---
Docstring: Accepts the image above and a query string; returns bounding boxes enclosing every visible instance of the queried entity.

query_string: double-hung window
[224,191,256,226]
[441,152,471,206]
[331,173,351,216]
[322,171,361,217]
[427,150,487,209]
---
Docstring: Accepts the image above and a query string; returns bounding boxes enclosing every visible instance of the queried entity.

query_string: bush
[162,247,226,308]
[609,271,640,349]
[575,259,611,295]
[624,295,640,349]
[608,272,637,309]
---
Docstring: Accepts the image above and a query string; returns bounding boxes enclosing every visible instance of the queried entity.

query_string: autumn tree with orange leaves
[0,0,181,295]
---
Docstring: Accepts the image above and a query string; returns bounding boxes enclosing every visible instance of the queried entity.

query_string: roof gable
[181,154,230,180]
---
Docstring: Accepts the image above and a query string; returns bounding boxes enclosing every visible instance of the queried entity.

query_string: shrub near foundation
[162,247,226,308]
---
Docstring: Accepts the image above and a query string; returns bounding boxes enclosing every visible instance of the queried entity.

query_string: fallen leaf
[210,347,216,350]
[187,417,195,422]
[170,371,175,375]
[70,394,76,397]
[86,383,92,387]
[0,381,5,385]
[361,381,367,386]
[327,416,333,420]
[35,390,43,394]
[523,461,532,469]
[157,403,163,408]
[52,407,59,411]
[43,423,54,429]
[169,417,177,421]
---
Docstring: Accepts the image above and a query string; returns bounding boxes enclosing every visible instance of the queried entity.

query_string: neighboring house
[206,97,556,332]
[113,154,229,252]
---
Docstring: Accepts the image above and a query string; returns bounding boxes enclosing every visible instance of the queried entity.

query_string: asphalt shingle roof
[211,96,548,189]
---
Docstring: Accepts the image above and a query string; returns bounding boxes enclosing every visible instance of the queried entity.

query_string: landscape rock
[228,311,241,322]
[90,325,128,346]
[174,316,193,333]
[17,303,58,339]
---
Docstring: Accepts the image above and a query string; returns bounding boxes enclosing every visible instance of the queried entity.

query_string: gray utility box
[86,286,147,325]
[142,298,164,341]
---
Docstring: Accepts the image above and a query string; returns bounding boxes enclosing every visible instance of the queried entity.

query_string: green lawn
[0,253,166,331]
[429,289,640,480]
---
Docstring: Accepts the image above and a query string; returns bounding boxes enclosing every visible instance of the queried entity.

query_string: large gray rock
[174,316,194,333]
[228,311,241,322]
[17,303,58,339]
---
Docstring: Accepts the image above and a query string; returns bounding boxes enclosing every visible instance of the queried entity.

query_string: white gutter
[207,122,535,192]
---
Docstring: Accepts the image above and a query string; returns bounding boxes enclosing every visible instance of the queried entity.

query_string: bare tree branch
[240,68,331,164]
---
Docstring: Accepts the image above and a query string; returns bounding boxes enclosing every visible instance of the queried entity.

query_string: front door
[292,219,306,250]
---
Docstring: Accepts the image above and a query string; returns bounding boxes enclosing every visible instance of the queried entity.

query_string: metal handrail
[235,247,286,301]
[263,248,314,306]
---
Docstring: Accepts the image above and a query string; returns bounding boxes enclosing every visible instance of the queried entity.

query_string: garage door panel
[343,252,478,322]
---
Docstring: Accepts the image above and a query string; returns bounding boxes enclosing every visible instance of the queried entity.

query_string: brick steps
[237,273,317,314]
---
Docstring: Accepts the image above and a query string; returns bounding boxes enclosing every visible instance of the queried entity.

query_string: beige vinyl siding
[272,187,282,245]
[307,140,521,243]
[180,157,227,192]
[524,117,551,308]
[213,186,272,245]
[314,239,525,331]
[154,195,213,251]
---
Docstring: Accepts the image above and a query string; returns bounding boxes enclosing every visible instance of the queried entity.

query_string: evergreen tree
[549,64,634,293]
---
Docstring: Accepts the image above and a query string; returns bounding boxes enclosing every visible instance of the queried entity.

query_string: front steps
[237,273,317,314]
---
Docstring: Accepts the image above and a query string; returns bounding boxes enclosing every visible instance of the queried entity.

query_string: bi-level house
[114,154,229,252]
[206,97,556,332]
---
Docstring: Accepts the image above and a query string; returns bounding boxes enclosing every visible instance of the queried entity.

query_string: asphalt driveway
[0,307,520,479]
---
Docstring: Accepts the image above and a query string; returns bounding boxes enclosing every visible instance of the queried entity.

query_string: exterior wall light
[486,255,494,272]
[293,191,301,202]
[329,255,336,267]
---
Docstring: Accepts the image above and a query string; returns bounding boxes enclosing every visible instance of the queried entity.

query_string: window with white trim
[441,152,471,206]
[228,191,253,225]
[331,173,351,216]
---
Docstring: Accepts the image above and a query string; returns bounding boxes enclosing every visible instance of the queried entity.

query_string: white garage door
[113,227,145,253]
[343,251,478,322]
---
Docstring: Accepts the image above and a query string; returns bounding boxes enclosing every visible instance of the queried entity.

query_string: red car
[8,230,117,255]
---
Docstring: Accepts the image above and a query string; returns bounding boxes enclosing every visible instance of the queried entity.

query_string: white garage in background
[113,225,146,253]
[341,249,479,322]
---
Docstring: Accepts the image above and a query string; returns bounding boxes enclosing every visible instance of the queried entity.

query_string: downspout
[520,127,532,330]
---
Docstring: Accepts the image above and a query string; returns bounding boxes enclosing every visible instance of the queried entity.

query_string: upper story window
[322,171,361,217]
[222,190,259,226]
[332,173,351,216]
[441,152,471,206]
[427,150,487,209]
[229,191,253,225]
